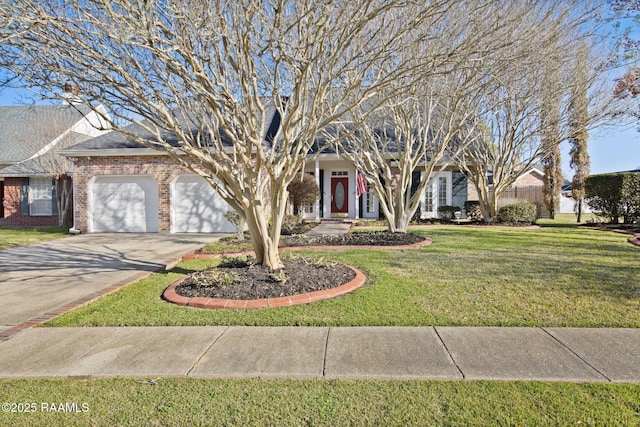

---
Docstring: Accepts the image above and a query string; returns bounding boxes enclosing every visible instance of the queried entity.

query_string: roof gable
[0,105,92,164]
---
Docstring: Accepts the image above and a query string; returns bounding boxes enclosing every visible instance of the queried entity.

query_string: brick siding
[72,155,193,232]
[0,177,60,227]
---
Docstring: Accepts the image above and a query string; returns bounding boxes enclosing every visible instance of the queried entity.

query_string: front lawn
[46,225,640,327]
[0,226,70,250]
[0,378,638,426]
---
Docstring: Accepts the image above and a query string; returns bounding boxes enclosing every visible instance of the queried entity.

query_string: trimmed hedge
[498,203,537,224]
[585,172,640,224]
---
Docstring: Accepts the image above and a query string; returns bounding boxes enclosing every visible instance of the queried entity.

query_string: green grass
[0,378,638,426]
[537,212,601,226]
[47,225,640,327]
[0,226,70,250]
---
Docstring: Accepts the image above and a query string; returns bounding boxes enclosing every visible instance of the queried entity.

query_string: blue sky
[1,86,638,177]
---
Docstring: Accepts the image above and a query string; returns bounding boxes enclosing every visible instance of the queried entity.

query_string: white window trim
[420,171,452,218]
[29,177,53,216]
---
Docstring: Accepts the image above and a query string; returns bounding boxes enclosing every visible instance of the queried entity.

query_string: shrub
[280,215,302,235]
[438,205,461,222]
[585,172,640,224]
[464,200,483,221]
[497,203,537,224]
[287,173,319,216]
[223,210,246,241]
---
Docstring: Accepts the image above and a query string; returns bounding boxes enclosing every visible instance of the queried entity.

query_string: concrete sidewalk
[0,326,638,382]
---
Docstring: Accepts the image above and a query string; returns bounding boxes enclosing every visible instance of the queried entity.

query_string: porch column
[314,159,320,220]
[355,170,360,220]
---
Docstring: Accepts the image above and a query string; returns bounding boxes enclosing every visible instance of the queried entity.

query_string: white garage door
[171,175,235,233]
[90,175,159,233]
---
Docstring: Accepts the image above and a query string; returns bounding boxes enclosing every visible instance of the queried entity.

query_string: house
[59,107,476,234]
[0,104,110,227]
[494,164,549,217]
[298,142,468,221]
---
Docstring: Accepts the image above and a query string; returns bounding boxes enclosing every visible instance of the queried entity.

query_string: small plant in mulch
[190,269,237,288]
[176,256,356,300]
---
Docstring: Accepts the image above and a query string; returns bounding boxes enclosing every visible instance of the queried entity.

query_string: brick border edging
[164,237,431,310]
[162,264,367,310]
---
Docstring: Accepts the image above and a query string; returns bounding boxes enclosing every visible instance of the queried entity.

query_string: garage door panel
[172,175,235,233]
[91,176,158,233]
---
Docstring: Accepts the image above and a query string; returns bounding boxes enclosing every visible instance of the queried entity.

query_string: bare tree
[325,1,549,232]
[455,2,617,222]
[27,115,79,227]
[332,76,487,232]
[5,104,108,227]
[0,0,449,269]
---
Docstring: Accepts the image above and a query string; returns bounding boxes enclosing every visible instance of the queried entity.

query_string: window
[29,177,53,216]
[331,171,348,176]
[365,183,376,213]
[301,201,314,214]
[438,176,448,207]
[421,172,451,218]
[424,183,433,212]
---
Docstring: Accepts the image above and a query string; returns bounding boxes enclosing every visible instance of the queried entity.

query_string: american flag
[356,171,367,197]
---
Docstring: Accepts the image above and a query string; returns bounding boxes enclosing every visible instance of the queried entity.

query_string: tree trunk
[576,199,582,223]
[56,178,73,228]
[241,183,287,270]
[244,208,283,270]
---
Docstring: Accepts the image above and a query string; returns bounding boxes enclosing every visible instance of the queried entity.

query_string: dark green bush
[464,200,483,221]
[438,205,461,221]
[497,203,537,224]
[585,172,640,224]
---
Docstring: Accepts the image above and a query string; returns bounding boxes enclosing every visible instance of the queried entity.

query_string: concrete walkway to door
[0,233,223,339]
[306,221,352,236]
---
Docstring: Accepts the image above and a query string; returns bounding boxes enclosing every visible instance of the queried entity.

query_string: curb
[162,264,367,310]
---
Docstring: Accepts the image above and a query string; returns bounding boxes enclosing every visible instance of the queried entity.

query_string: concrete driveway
[0,233,222,330]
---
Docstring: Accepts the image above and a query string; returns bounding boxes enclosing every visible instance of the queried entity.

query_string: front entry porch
[302,159,379,221]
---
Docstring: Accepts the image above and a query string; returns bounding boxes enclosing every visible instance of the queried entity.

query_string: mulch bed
[177,231,426,301]
[175,257,356,300]
[281,230,425,247]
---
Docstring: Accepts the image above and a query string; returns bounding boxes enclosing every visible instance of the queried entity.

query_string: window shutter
[51,179,58,216]
[21,178,30,216]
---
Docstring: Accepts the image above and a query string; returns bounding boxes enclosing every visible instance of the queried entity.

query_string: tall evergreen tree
[569,42,591,222]
[541,34,563,219]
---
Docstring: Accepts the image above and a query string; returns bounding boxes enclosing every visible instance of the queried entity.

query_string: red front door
[331,177,349,214]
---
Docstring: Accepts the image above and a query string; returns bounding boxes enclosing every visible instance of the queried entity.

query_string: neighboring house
[58,108,486,234]
[0,104,110,226]
[495,164,549,217]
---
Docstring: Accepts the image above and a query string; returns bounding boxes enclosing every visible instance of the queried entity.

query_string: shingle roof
[0,105,92,164]
[61,103,279,155]
[0,131,92,176]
